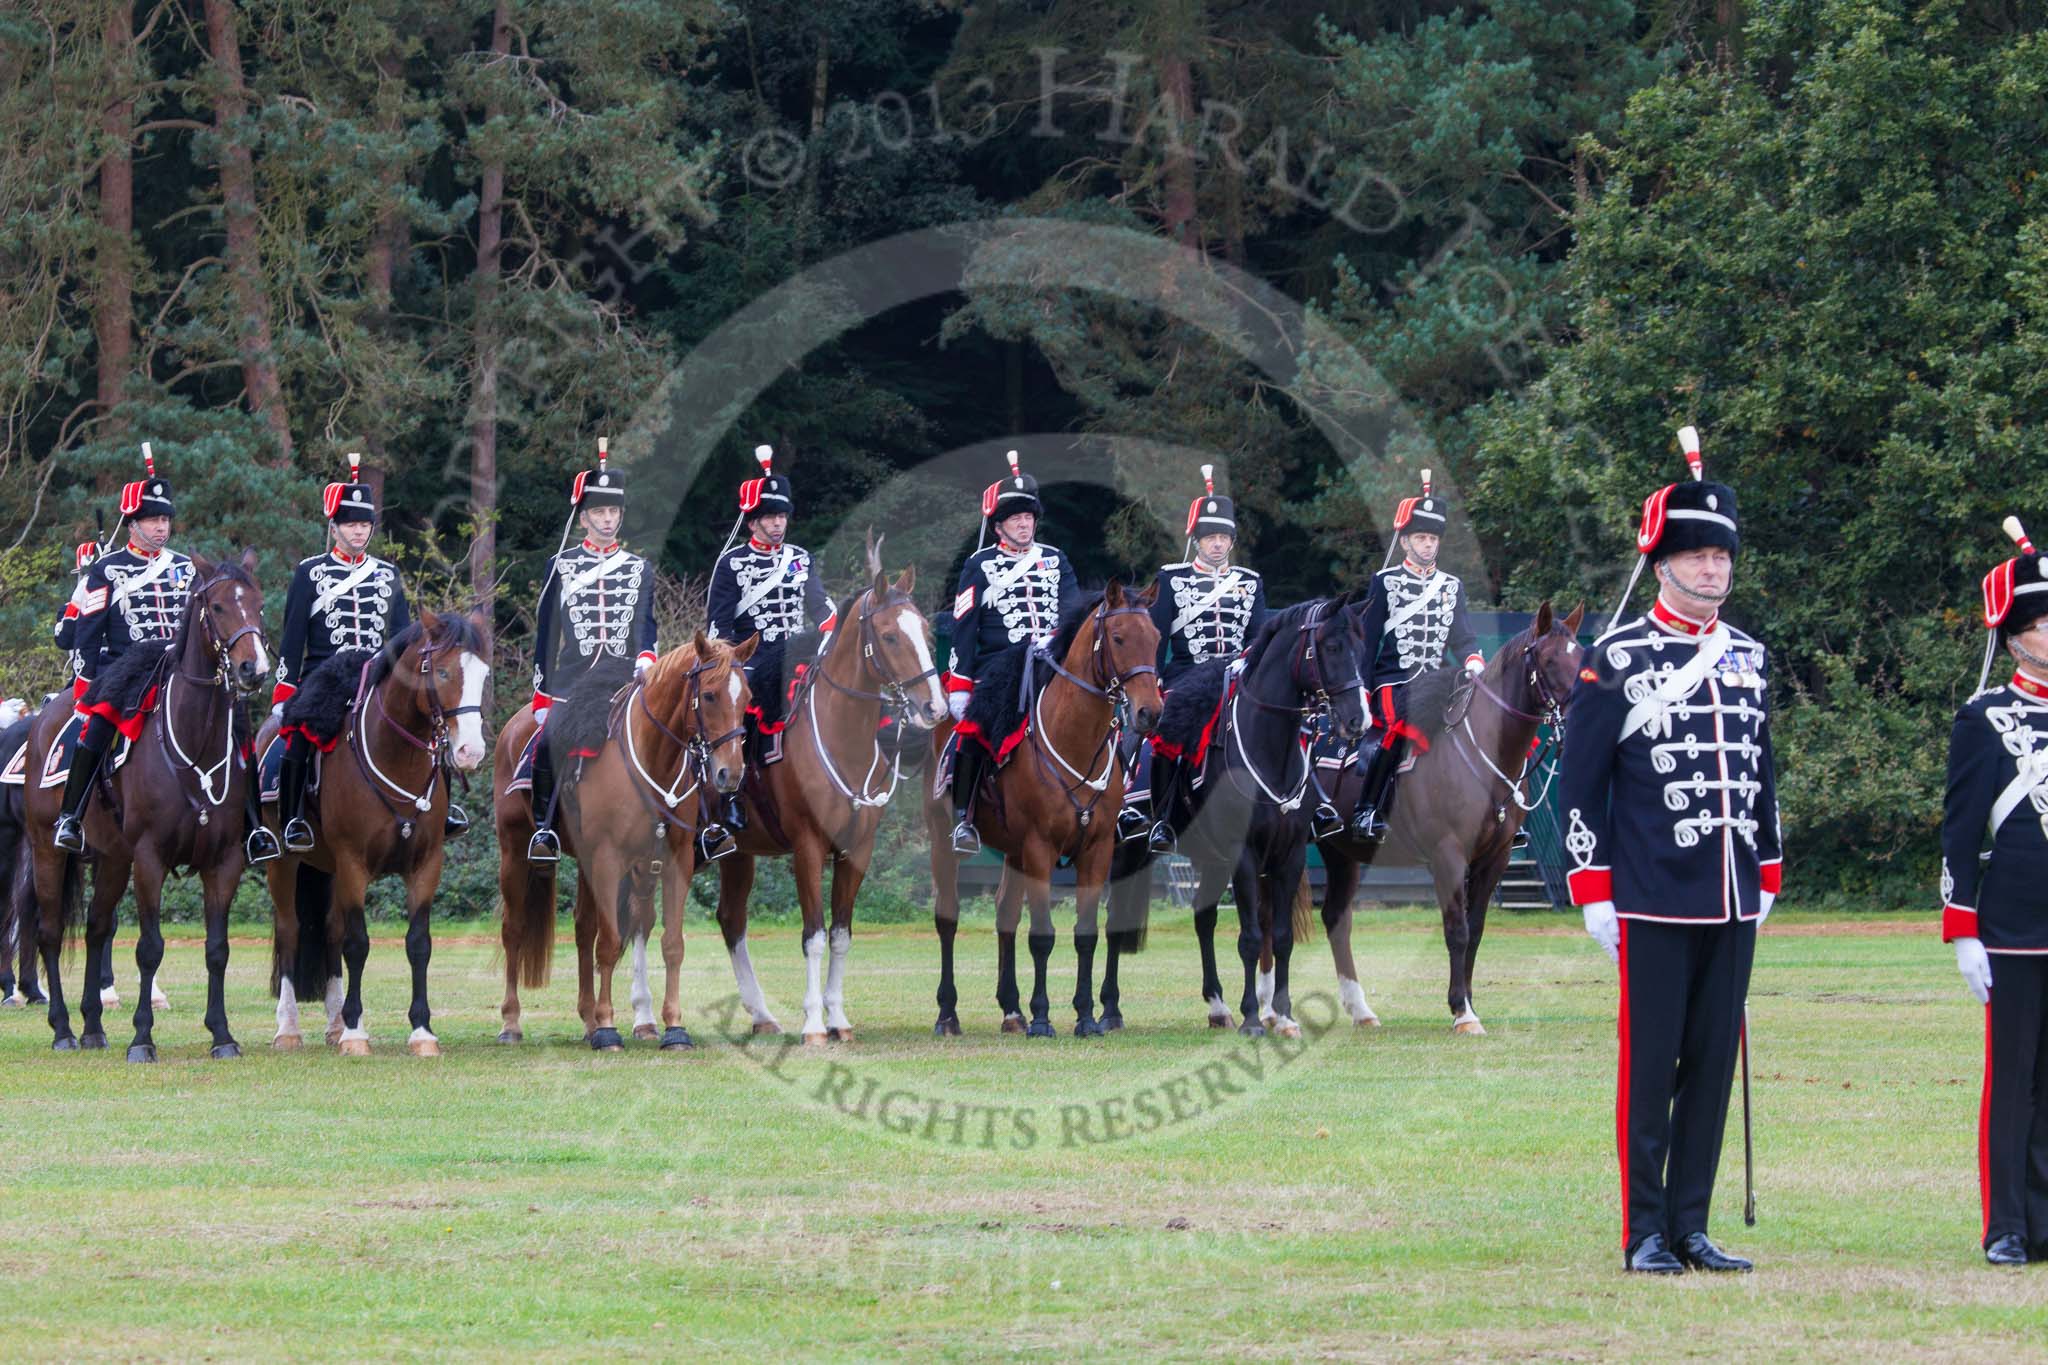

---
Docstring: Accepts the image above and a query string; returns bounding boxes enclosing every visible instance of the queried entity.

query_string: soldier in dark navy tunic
[1349,469,1483,839]
[1135,464,1266,851]
[267,455,413,860]
[54,449,195,853]
[526,443,660,863]
[1559,425,1780,1276]
[53,539,102,683]
[1944,517,2048,1266]
[943,450,1081,855]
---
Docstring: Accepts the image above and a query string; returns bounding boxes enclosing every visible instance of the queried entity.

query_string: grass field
[3,905,2044,1361]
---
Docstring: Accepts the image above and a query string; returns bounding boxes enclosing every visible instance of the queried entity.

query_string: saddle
[33,712,135,790]
[257,732,324,804]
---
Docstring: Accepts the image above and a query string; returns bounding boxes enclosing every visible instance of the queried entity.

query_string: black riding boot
[1350,735,1408,842]
[53,718,113,852]
[244,745,279,863]
[279,736,316,852]
[950,741,985,855]
[1146,753,1182,854]
[526,742,561,863]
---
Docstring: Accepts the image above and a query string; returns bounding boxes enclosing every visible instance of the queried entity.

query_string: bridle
[1226,600,1366,811]
[1030,599,1159,826]
[157,569,270,822]
[351,628,487,841]
[800,587,939,812]
[1447,628,1571,816]
[619,654,747,838]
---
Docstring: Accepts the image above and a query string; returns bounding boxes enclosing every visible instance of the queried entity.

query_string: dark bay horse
[22,551,269,1058]
[924,582,1163,1038]
[695,539,947,1043]
[1109,596,1370,1036]
[494,632,753,1049]
[263,611,492,1056]
[1313,601,1584,1033]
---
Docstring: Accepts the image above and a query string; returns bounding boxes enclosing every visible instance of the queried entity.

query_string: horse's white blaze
[728,669,743,704]
[239,588,270,674]
[275,976,301,1038]
[824,926,852,1031]
[452,651,488,769]
[1337,976,1378,1024]
[898,608,945,716]
[800,929,827,1035]
[728,936,777,1027]
[629,935,655,1030]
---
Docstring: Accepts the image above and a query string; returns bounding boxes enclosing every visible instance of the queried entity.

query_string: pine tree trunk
[94,1,134,437]
[363,48,408,468]
[203,0,292,461]
[468,0,513,606]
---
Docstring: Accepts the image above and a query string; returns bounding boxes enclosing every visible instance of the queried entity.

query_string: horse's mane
[748,587,861,726]
[1046,589,1107,664]
[280,647,376,739]
[1242,598,1328,668]
[363,613,490,694]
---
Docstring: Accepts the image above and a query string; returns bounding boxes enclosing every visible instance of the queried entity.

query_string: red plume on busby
[119,442,174,521]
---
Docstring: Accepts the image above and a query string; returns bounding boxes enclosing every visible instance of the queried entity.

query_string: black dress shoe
[1624,1234,1684,1275]
[1115,805,1147,843]
[444,802,470,838]
[526,827,561,864]
[1146,821,1177,855]
[245,827,281,864]
[1985,1233,2029,1266]
[1677,1231,1753,1272]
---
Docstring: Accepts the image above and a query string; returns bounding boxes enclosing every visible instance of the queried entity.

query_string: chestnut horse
[693,537,947,1043]
[495,633,754,1049]
[22,551,269,1058]
[1312,601,1584,1033]
[262,611,492,1056]
[924,582,1163,1038]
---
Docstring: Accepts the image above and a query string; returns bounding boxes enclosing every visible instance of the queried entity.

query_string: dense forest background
[2,0,2043,900]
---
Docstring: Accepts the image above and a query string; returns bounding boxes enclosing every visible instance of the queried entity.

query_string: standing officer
[1559,425,1781,1276]
[527,440,658,863]
[944,450,1081,855]
[1349,469,1483,839]
[1943,516,2048,1266]
[1137,463,1266,851]
[267,454,412,860]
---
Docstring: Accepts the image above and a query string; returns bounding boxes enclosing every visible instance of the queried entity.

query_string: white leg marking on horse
[899,608,946,717]
[275,976,300,1038]
[1337,976,1379,1025]
[452,652,489,768]
[629,934,655,1031]
[729,936,776,1028]
[101,983,120,1008]
[1256,966,1275,1023]
[824,926,852,1032]
[151,975,169,1009]
[325,975,345,1030]
[1206,993,1233,1026]
[340,1022,369,1042]
[801,929,827,1038]
[1452,1006,1483,1035]
[407,1026,437,1044]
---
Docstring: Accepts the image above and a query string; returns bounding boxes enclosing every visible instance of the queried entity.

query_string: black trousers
[1982,953,2048,1249]
[1616,915,1756,1251]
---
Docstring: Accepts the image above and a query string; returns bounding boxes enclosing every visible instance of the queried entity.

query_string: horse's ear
[865,527,883,579]
[1564,600,1586,635]
[467,605,492,639]
[692,628,711,658]
[1105,579,1124,606]
[733,633,760,663]
[1137,578,1160,606]
[893,565,915,595]
[1534,600,1553,637]
[239,546,259,575]
[419,608,441,635]
[189,553,215,579]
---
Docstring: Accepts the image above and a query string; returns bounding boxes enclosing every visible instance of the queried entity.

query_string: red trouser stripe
[1617,917,1632,1250]
[1979,1001,1993,1241]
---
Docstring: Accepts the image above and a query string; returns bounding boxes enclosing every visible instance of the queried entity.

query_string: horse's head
[1523,600,1586,726]
[1094,580,1164,736]
[1315,587,1372,742]
[408,608,494,770]
[692,631,756,794]
[856,531,946,729]
[188,549,269,695]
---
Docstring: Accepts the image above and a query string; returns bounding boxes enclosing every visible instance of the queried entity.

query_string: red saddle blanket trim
[77,684,161,743]
[1151,677,1233,767]
[280,721,344,755]
[954,716,1030,764]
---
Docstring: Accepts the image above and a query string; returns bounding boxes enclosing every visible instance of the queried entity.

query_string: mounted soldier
[706,443,833,834]
[1136,463,1266,852]
[1560,424,1781,1276]
[1943,516,2048,1266]
[53,447,196,852]
[526,439,659,863]
[266,454,413,863]
[1348,469,1483,841]
[943,449,1081,855]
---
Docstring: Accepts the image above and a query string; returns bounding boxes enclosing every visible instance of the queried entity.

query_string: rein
[1028,601,1157,826]
[348,629,482,840]
[156,570,269,823]
[616,657,735,837]
[1221,601,1364,813]
[797,588,936,814]
[1444,632,1569,816]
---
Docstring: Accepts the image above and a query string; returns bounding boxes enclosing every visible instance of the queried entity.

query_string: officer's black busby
[1382,468,1449,567]
[983,449,1041,525]
[739,445,792,520]
[1604,426,1742,630]
[1185,463,1237,539]
[572,437,625,509]
[118,444,173,521]
[1980,516,2048,691]
[323,452,377,524]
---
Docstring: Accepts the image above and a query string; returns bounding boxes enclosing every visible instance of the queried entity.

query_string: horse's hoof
[632,1023,659,1042]
[588,1028,623,1051]
[1237,1021,1266,1038]
[1452,1018,1486,1036]
[52,1035,78,1052]
[1026,1019,1056,1039]
[80,1031,106,1050]
[211,1042,242,1060]
[1074,1017,1104,1038]
[802,1031,829,1046]
[1207,1014,1232,1030]
[751,1020,782,1036]
[408,1037,441,1058]
[1356,1014,1382,1028]
[496,1029,522,1045]
[933,1016,962,1038]
[273,1033,303,1052]
[1,991,24,1008]
[338,1037,371,1057]
[1101,1012,1124,1032]
[826,1027,854,1044]
[325,1026,343,1047]
[1275,1019,1302,1040]
[660,1027,695,1051]
[1259,1011,1279,1029]
[1000,1014,1027,1035]
[125,1043,156,1064]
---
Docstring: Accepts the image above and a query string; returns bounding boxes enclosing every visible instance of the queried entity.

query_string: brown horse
[22,551,269,1058]
[262,611,492,1056]
[1312,601,1584,1033]
[495,632,755,1049]
[692,537,947,1043]
[925,582,1163,1037]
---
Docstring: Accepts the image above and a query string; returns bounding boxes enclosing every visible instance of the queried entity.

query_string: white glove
[947,691,970,723]
[1758,891,1775,925]
[0,698,24,728]
[1464,656,1484,678]
[1582,900,1620,964]
[634,654,654,681]
[1955,937,1992,1005]
[270,702,284,721]
[533,705,550,728]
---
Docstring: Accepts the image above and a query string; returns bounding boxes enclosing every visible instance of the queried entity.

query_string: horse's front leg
[1319,848,1378,1026]
[1268,843,1308,1039]
[824,841,871,1043]
[334,861,374,1055]
[656,851,696,1050]
[1070,829,1112,1037]
[1429,849,1481,1035]
[793,838,831,1045]
[1193,860,1232,1028]
[1232,854,1265,1038]
[80,853,128,1050]
[583,848,627,1051]
[1020,837,1058,1040]
[717,852,777,1036]
[198,859,241,1058]
[123,852,167,1061]
[403,847,446,1057]
[994,865,1026,1032]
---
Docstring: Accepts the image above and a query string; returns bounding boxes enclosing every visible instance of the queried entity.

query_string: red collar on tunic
[1401,558,1436,578]
[747,536,779,553]
[1650,597,1717,637]
[329,547,365,566]
[2012,670,2048,701]
[126,540,160,559]
[583,538,621,555]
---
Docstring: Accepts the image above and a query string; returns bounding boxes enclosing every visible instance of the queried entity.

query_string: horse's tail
[508,864,556,990]
[1292,874,1316,945]
[288,864,333,999]
[57,849,83,954]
